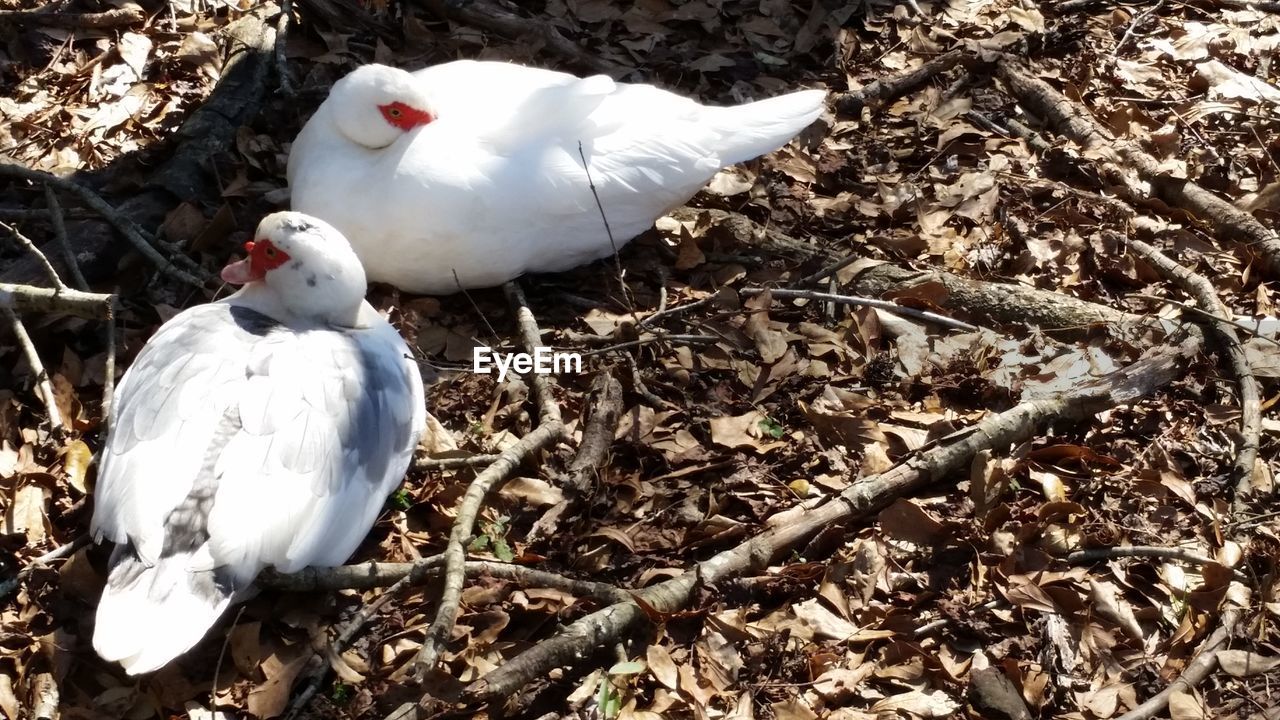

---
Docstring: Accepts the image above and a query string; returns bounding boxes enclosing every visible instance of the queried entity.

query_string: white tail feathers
[711,89,827,167]
[93,546,234,675]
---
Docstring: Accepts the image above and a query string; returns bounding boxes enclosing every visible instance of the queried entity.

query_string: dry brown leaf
[246,647,309,719]
[646,644,679,690]
[0,674,18,720]
[708,410,785,453]
[1216,649,1280,677]
[869,689,960,717]
[877,499,946,546]
[1088,579,1145,641]
[62,439,93,495]
[497,476,564,507]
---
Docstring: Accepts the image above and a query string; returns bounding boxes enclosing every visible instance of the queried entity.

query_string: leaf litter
[0,0,1278,718]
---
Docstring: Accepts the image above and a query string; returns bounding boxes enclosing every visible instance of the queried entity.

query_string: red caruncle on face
[247,239,291,277]
[378,101,435,131]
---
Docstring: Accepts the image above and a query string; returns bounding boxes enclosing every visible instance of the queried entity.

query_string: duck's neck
[226,284,365,329]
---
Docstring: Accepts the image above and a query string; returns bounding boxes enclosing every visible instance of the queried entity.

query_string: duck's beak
[220,257,263,285]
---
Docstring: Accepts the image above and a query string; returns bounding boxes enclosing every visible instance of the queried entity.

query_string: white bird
[287,60,826,294]
[91,212,426,675]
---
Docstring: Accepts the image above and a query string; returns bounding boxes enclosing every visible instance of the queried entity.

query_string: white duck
[287,60,827,294]
[91,212,426,675]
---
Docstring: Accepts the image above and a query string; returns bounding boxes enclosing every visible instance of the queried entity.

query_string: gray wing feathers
[94,302,423,584]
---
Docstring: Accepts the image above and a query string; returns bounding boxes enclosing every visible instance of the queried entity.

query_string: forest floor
[1,0,1279,719]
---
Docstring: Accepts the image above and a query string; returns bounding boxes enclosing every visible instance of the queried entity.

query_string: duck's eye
[388,107,402,118]
[264,246,277,258]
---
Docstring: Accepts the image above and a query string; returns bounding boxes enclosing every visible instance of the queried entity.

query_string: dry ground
[1,1,1279,719]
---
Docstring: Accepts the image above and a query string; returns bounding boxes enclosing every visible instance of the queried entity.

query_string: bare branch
[5,308,64,437]
[1067,545,1250,583]
[409,282,567,684]
[0,282,115,319]
[1120,233,1262,499]
[1,219,65,291]
[44,185,89,291]
[743,287,982,333]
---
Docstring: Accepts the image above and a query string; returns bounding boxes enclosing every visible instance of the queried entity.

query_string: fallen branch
[43,185,88,291]
[416,0,624,76]
[844,262,1157,337]
[262,558,629,603]
[528,371,624,544]
[998,60,1280,279]
[5,309,64,437]
[2,220,65,291]
[1066,545,1250,584]
[29,672,58,720]
[0,6,146,28]
[675,210,1165,339]
[275,0,295,96]
[743,287,982,333]
[409,282,567,684]
[835,48,970,116]
[416,454,501,471]
[0,282,115,319]
[1119,233,1262,497]
[452,335,1203,705]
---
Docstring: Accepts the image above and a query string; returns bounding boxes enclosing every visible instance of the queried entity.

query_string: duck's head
[221,212,368,326]
[328,64,436,149]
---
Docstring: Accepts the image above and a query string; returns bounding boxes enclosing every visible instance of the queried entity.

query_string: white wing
[92,302,424,586]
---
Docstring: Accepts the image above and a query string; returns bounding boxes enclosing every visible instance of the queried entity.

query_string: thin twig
[637,293,719,329]
[5,308,64,437]
[575,333,717,358]
[285,574,414,720]
[0,162,208,286]
[0,534,90,601]
[1,219,65,291]
[210,606,247,714]
[578,141,636,317]
[1067,545,1249,584]
[45,185,89,291]
[274,0,295,96]
[1130,293,1280,348]
[103,303,117,433]
[415,454,501,471]
[742,287,981,332]
[1111,0,1166,58]
[795,253,863,288]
